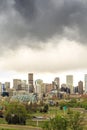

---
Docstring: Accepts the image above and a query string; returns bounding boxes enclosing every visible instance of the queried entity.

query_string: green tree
[43,104,49,113]
[68,112,83,130]
[5,101,27,125]
[42,112,84,130]
[42,115,68,130]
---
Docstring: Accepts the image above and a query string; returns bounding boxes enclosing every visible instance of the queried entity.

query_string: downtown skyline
[0,72,86,88]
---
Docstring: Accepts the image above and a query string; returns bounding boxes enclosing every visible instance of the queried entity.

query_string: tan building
[66,75,73,93]
[5,82,10,91]
[13,79,21,90]
[21,80,28,90]
[43,83,53,93]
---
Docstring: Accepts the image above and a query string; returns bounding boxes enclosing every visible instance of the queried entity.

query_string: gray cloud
[15,0,37,21]
[0,0,87,50]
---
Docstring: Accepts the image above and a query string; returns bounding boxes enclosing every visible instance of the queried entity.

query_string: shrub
[42,115,68,130]
[69,112,84,130]
[39,104,49,113]
[43,104,49,113]
[5,102,27,125]
[42,112,84,130]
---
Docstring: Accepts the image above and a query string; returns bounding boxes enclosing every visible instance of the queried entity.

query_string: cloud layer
[0,39,87,73]
[0,0,87,49]
[0,0,87,75]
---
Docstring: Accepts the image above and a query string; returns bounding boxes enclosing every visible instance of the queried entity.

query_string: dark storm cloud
[14,0,87,42]
[0,0,87,49]
[15,0,37,21]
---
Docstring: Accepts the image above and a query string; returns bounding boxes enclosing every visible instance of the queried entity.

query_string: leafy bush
[69,112,84,130]
[42,112,84,130]
[42,115,68,130]
[5,102,27,125]
[40,104,49,113]
[43,104,49,112]
[59,102,67,110]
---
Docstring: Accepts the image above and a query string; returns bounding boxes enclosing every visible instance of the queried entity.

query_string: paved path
[0,124,42,130]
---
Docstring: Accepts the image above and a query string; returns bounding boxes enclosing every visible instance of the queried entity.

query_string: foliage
[59,98,84,108]
[43,104,49,112]
[42,112,84,130]
[69,112,83,130]
[80,100,87,110]
[40,104,49,113]
[42,115,68,130]
[5,101,27,125]
[59,101,67,110]
[0,118,7,124]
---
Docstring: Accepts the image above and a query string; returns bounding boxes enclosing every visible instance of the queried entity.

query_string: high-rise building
[43,83,53,93]
[54,77,60,89]
[5,82,10,91]
[78,81,83,94]
[74,86,78,93]
[21,80,28,91]
[66,75,73,93]
[35,79,43,94]
[2,84,6,92]
[0,82,2,94]
[13,79,21,90]
[85,74,87,93]
[28,73,34,93]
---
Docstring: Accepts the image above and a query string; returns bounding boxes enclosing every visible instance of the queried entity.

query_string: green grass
[0,128,17,130]
[0,118,7,124]
[0,106,87,129]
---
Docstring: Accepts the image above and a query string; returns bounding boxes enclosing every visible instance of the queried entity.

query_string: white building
[0,82,2,95]
[35,79,43,94]
[85,74,87,93]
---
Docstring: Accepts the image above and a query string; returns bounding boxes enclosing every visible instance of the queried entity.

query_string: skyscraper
[28,73,34,93]
[54,77,60,89]
[35,79,43,94]
[5,82,10,91]
[13,79,21,90]
[66,75,73,93]
[78,81,83,94]
[85,74,87,93]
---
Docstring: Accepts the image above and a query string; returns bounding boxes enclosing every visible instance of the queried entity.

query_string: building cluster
[1,73,87,98]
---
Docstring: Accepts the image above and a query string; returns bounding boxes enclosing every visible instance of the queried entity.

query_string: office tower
[54,77,60,89]
[13,79,21,90]
[52,81,55,89]
[61,84,67,92]
[28,73,34,93]
[2,84,6,92]
[5,82,10,91]
[0,82,2,94]
[43,83,53,93]
[74,86,78,93]
[35,79,43,94]
[66,75,73,93]
[78,81,83,94]
[85,74,87,93]
[21,80,27,90]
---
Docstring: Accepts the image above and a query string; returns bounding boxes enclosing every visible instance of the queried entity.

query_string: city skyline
[0,71,86,88]
[0,1,87,84]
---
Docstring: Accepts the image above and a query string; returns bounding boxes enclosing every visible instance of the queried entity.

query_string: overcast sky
[0,0,87,85]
